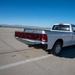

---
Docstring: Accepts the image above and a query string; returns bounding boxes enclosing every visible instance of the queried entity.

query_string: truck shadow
[58,45,75,58]
[28,44,75,59]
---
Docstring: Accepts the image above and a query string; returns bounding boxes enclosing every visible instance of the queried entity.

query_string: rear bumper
[16,37,42,45]
[16,37,47,49]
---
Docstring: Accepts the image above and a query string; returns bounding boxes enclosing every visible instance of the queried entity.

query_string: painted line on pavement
[0,55,52,70]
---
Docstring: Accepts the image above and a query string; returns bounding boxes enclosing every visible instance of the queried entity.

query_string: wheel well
[54,39,63,46]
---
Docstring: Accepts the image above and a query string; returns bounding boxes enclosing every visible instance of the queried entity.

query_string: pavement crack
[0,49,27,55]
[0,39,30,57]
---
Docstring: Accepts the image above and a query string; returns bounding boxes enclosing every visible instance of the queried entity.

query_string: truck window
[52,25,70,31]
[72,25,75,32]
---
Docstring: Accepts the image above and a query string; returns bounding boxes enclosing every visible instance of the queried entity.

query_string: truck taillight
[42,34,48,42]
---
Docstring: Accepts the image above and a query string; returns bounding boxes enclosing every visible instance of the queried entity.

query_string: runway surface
[0,27,75,75]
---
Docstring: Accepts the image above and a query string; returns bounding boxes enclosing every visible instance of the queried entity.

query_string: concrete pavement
[0,27,75,75]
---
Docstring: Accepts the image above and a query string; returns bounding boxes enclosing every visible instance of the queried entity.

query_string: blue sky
[0,0,75,27]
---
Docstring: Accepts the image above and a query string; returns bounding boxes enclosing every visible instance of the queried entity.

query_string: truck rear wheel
[51,42,62,56]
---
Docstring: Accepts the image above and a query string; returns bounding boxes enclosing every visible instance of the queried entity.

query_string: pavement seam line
[0,55,52,70]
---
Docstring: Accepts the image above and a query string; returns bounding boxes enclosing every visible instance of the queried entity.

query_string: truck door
[72,25,75,44]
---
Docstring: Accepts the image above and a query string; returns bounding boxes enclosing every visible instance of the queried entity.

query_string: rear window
[52,25,70,31]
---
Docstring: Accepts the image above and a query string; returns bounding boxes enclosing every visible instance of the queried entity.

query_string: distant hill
[0,24,51,30]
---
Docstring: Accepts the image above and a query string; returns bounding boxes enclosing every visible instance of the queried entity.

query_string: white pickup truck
[15,23,75,55]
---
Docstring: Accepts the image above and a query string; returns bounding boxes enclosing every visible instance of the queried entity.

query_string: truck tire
[51,42,62,56]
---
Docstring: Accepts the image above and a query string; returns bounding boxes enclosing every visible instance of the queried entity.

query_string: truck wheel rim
[55,45,61,54]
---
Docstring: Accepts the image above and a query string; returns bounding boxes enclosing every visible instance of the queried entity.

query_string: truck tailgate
[15,31,42,41]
